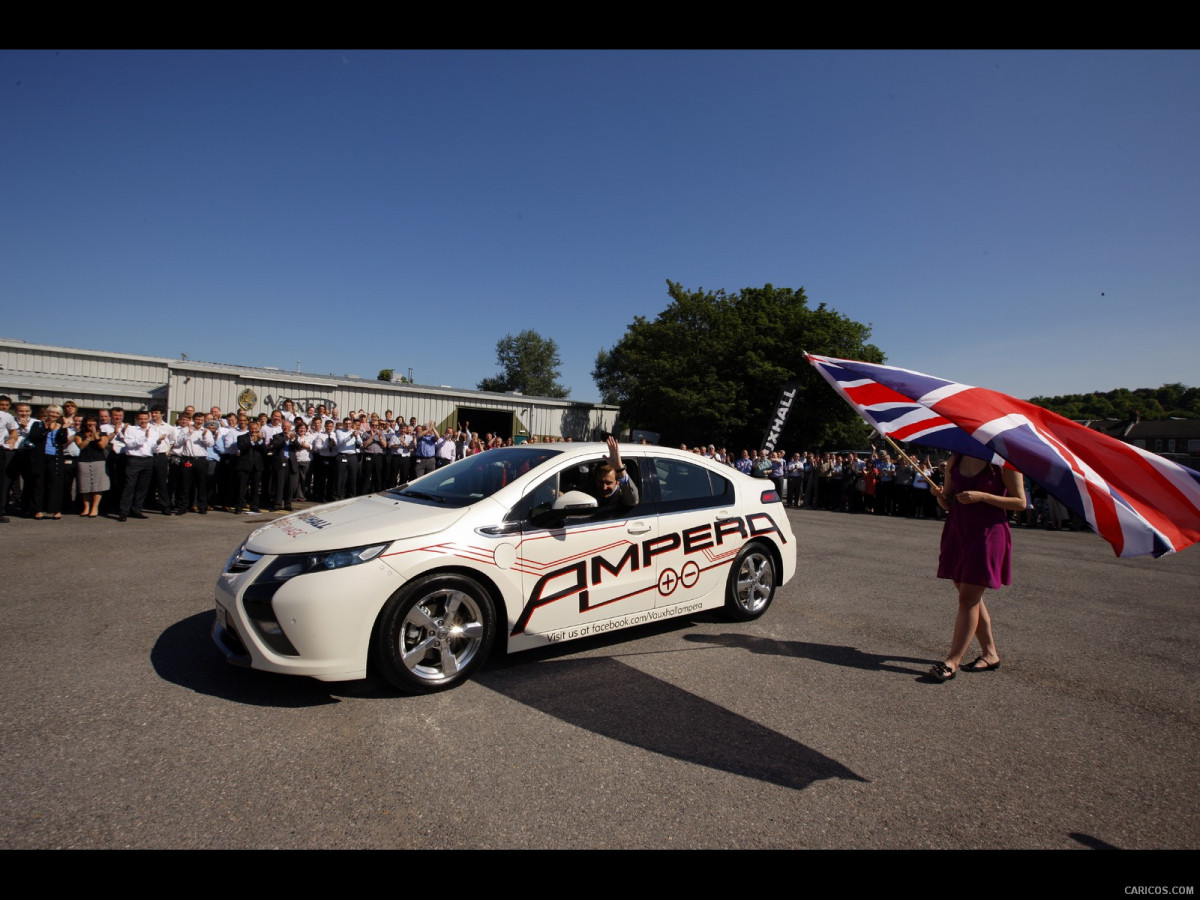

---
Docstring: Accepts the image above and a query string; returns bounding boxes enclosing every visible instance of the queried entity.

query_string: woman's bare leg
[944,582,988,672]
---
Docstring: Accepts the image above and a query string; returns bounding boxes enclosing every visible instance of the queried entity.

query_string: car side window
[653,458,734,514]
[512,459,644,526]
[589,457,642,520]
[523,472,561,521]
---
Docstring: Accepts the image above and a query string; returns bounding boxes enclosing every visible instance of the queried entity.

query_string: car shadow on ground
[151,612,397,707]
[156,612,864,791]
[683,632,932,676]
[154,611,706,707]
[475,654,867,792]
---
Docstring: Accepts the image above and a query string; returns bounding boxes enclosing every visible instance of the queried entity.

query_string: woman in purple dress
[927,453,1026,681]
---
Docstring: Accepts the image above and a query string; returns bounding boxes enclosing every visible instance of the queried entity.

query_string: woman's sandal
[961,656,1001,672]
[929,662,956,681]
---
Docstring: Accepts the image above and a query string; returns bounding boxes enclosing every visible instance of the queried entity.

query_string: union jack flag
[805,353,1200,558]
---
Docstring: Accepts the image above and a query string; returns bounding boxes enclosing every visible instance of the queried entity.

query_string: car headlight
[270,543,389,581]
[225,540,262,574]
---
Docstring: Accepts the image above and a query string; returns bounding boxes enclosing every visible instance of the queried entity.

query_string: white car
[213,443,796,693]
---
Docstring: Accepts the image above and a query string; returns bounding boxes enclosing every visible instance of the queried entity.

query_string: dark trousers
[219,456,238,509]
[397,455,413,486]
[236,466,262,512]
[787,476,803,507]
[120,456,153,516]
[103,452,126,514]
[31,456,63,515]
[361,454,383,494]
[270,460,295,510]
[176,457,209,512]
[294,461,310,501]
[151,454,171,513]
[803,474,818,508]
[313,455,336,501]
[61,458,76,512]
[0,448,14,517]
[334,454,359,500]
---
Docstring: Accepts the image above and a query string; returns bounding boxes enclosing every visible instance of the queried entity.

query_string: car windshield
[388,447,562,507]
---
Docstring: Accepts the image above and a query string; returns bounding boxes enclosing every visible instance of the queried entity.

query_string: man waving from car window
[590,436,639,512]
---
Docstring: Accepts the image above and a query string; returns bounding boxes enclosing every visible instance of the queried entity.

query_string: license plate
[215,604,228,630]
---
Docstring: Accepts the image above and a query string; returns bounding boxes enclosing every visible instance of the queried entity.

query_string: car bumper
[212,553,406,682]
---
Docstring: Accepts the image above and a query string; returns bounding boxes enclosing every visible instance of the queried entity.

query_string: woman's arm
[956,465,1027,511]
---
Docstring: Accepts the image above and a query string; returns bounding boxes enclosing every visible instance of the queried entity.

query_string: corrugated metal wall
[1,341,617,439]
[0,342,169,385]
[168,366,618,439]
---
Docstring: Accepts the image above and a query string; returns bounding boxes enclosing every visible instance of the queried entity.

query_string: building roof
[1082,417,1200,440]
[0,371,165,402]
[169,358,613,408]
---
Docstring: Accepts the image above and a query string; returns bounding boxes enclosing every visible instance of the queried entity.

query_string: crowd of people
[669,444,945,517]
[2,394,1074,532]
[669,442,1077,530]
[0,397,580,522]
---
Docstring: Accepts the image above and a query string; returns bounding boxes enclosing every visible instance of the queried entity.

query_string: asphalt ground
[2,503,1198,865]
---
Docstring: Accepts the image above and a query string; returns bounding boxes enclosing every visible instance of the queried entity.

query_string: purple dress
[937,460,1012,590]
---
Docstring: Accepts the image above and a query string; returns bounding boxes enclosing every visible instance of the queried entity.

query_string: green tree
[593,280,883,449]
[377,368,393,382]
[1030,383,1197,420]
[478,330,570,398]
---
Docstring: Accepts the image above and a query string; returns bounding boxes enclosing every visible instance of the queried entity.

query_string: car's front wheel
[375,574,496,694]
[725,543,776,621]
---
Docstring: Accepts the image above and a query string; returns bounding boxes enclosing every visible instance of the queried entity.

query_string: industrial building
[0,338,618,441]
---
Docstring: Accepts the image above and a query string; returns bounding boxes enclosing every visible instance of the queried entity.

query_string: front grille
[241,564,300,657]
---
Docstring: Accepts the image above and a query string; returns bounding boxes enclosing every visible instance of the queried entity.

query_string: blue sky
[3,50,1196,405]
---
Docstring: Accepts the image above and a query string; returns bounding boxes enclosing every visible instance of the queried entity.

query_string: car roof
[543,442,723,464]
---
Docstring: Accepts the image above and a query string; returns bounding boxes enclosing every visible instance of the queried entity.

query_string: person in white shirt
[435,428,457,468]
[0,395,19,523]
[216,414,249,511]
[313,419,339,502]
[146,405,176,516]
[100,407,125,515]
[396,424,415,485]
[173,412,216,514]
[11,403,41,517]
[261,410,284,443]
[118,411,156,520]
[293,420,314,502]
[331,419,361,500]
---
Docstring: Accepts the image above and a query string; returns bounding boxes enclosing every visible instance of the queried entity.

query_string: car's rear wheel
[725,543,776,621]
[376,574,496,694]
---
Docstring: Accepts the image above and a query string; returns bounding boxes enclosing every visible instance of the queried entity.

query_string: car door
[648,456,742,609]
[508,454,659,644]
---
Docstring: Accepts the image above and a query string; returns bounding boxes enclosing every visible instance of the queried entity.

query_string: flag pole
[879,432,920,473]
[878,432,941,497]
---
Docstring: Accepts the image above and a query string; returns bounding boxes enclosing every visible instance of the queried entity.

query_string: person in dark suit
[234,421,266,514]
[267,419,298,512]
[588,436,640,516]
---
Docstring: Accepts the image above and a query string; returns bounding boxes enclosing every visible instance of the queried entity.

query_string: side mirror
[553,491,598,514]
